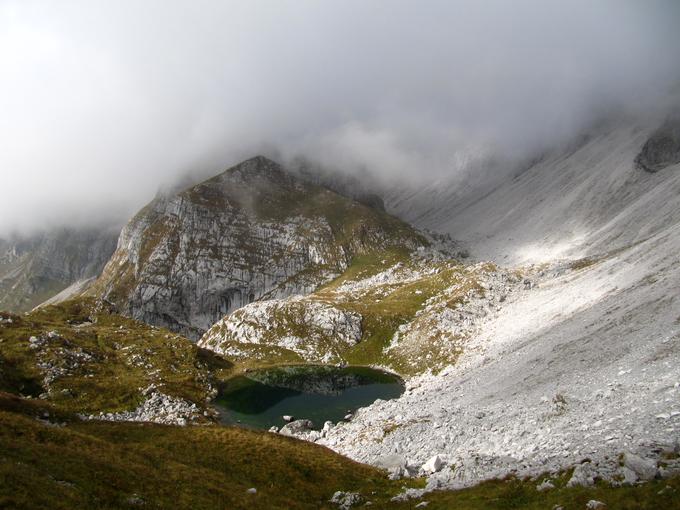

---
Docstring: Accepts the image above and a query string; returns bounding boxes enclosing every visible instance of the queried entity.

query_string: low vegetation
[0,299,232,415]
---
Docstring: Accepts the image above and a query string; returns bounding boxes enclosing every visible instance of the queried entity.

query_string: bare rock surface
[199,297,362,363]
[90,156,423,339]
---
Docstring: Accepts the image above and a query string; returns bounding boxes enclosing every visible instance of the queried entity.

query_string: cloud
[1,0,679,234]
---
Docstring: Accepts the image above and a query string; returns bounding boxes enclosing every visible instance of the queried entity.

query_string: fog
[1,0,679,235]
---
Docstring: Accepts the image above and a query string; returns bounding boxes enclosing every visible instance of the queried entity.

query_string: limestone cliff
[0,227,119,312]
[90,156,425,339]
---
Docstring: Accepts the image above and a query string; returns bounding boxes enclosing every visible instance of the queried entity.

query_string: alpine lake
[214,365,404,430]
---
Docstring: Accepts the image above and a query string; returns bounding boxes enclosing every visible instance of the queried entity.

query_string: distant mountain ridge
[0,227,118,312]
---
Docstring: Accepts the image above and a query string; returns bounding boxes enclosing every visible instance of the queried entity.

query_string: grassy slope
[0,299,232,415]
[0,393,400,510]
[2,393,679,509]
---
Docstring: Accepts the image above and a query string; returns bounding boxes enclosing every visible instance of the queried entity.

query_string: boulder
[421,455,443,474]
[567,463,595,488]
[585,500,606,509]
[329,491,364,509]
[623,453,657,481]
[536,479,555,492]
[635,112,680,172]
[280,419,314,436]
[621,466,638,485]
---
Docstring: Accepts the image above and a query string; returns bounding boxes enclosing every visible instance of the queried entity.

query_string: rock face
[0,226,119,312]
[199,298,362,362]
[635,112,680,172]
[90,156,424,339]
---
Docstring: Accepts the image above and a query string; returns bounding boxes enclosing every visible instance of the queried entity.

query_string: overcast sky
[1,0,679,235]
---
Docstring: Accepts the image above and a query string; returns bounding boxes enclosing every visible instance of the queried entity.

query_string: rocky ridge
[0,226,118,312]
[89,156,424,339]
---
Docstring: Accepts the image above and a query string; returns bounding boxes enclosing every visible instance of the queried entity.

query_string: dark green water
[214,365,403,430]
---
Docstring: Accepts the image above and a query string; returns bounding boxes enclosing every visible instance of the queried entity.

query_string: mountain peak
[89,156,426,339]
[219,155,291,185]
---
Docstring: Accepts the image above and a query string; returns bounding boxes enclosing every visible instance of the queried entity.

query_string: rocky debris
[29,331,97,388]
[82,389,202,426]
[309,228,680,494]
[415,502,429,508]
[329,491,364,509]
[375,454,415,480]
[246,488,257,494]
[585,500,606,510]
[390,488,426,502]
[384,262,527,373]
[283,415,294,422]
[536,479,555,492]
[335,262,423,294]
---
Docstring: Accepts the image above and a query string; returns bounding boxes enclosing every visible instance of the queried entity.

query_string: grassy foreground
[0,393,401,509]
[2,392,679,510]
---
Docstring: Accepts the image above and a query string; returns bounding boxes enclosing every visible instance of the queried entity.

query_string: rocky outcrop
[635,111,680,172]
[90,156,425,339]
[0,226,119,312]
[81,386,202,426]
[199,298,362,363]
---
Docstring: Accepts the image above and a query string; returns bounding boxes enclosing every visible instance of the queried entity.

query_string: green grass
[0,299,233,415]
[0,393,405,510]
[316,255,491,375]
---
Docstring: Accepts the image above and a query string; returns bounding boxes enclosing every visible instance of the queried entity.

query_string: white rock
[623,453,657,481]
[536,479,555,492]
[566,463,595,488]
[421,455,443,474]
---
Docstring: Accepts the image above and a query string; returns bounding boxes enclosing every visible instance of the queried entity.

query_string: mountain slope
[386,115,680,264]
[0,227,118,313]
[308,113,680,489]
[89,156,426,339]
